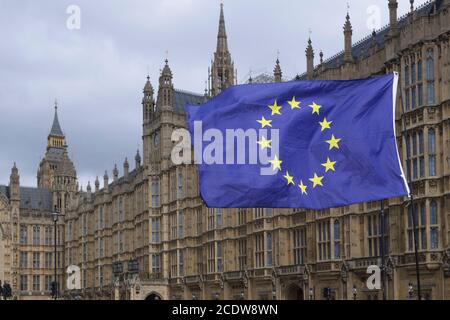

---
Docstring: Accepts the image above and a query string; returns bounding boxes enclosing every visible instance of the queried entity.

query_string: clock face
[153,132,160,147]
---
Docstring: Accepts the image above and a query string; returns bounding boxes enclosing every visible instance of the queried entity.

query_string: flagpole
[398,71,422,300]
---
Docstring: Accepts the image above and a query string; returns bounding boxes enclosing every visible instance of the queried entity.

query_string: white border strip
[392,71,411,195]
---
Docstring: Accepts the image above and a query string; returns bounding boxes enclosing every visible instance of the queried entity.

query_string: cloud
[0,0,428,188]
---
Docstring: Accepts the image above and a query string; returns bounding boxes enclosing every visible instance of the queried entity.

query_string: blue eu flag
[186,73,409,209]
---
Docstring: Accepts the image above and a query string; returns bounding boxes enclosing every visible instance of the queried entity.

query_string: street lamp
[408,283,414,300]
[309,287,314,300]
[51,210,61,300]
[240,290,245,300]
[192,294,197,300]
[352,285,357,300]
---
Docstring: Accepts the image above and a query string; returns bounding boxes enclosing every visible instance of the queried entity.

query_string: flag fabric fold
[186,73,409,209]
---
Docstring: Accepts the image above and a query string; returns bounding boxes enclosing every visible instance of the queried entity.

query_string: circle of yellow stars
[256,98,342,196]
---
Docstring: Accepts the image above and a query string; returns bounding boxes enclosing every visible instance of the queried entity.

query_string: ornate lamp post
[352,285,357,300]
[51,210,62,300]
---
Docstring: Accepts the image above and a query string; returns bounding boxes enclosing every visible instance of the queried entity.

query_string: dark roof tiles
[0,185,53,211]
[173,89,204,114]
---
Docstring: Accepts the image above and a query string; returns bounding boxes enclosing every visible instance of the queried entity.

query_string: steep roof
[173,89,205,114]
[0,185,53,211]
[50,106,64,137]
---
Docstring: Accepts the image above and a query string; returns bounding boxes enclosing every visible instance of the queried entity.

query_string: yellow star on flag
[298,180,308,195]
[269,101,282,116]
[288,97,301,110]
[321,157,337,172]
[268,155,282,171]
[326,134,342,150]
[283,171,295,186]
[257,136,272,149]
[309,173,324,188]
[309,102,321,115]
[256,116,272,128]
[319,118,333,132]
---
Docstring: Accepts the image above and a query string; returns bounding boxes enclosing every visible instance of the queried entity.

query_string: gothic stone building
[1,0,450,300]
[0,106,75,299]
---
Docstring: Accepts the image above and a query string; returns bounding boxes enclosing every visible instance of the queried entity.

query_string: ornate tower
[37,102,77,213]
[388,0,398,37]
[157,60,174,110]
[8,163,20,294]
[142,75,155,124]
[142,75,156,167]
[306,38,315,80]
[343,12,354,63]
[273,58,282,82]
[37,102,67,189]
[209,3,236,96]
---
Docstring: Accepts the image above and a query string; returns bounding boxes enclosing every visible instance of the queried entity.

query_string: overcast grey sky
[0,0,428,188]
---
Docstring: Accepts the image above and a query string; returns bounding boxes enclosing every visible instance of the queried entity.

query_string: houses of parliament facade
[1,0,450,300]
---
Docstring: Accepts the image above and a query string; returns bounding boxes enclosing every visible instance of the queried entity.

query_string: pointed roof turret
[161,59,173,79]
[50,100,64,137]
[210,3,235,96]
[306,37,315,80]
[143,75,154,94]
[344,12,352,33]
[95,176,100,192]
[157,59,174,108]
[135,149,141,169]
[216,3,228,53]
[12,162,18,175]
[343,11,354,63]
[47,100,67,150]
[273,58,282,82]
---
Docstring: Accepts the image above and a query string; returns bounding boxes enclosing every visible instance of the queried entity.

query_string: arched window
[406,133,411,181]
[412,132,418,179]
[418,130,425,177]
[404,64,410,110]
[428,128,436,176]
[151,179,160,208]
[266,232,273,267]
[426,49,435,104]
[334,219,341,259]
[177,171,184,199]
[430,201,438,249]
[405,65,410,86]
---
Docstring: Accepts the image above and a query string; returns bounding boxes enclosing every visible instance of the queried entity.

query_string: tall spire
[50,100,64,137]
[47,100,66,150]
[210,3,235,96]
[216,3,228,53]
